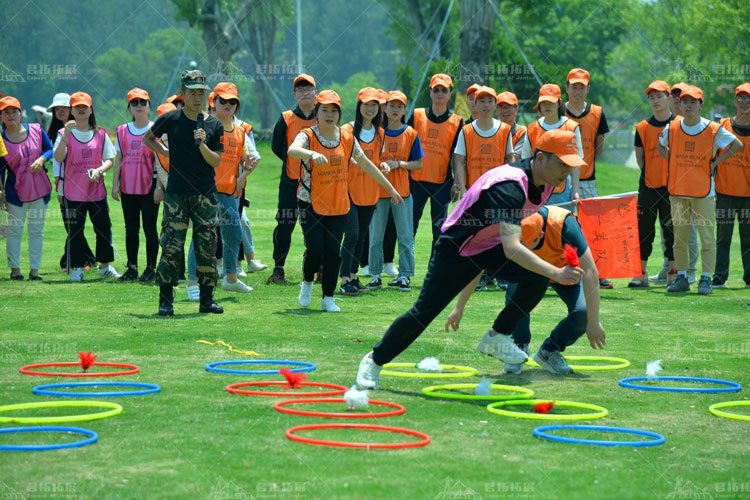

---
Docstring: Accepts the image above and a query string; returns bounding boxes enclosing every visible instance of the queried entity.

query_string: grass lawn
[1,144,749,500]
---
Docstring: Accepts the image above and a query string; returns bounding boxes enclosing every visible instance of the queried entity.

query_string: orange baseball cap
[156,103,176,116]
[735,83,750,96]
[376,89,387,105]
[670,82,688,95]
[567,68,590,85]
[680,85,704,101]
[208,92,215,108]
[293,73,316,87]
[127,88,150,103]
[466,83,481,97]
[534,83,561,110]
[474,86,497,100]
[496,91,518,106]
[0,96,21,111]
[316,89,342,107]
[521,212,545,248]
[166,94,184,104]
[213,82,240,102]
[645,80,670,95]
[357,87,379,103]
[386,90,407,105]
[536,129,586,168]
[430,73,453,89]
[70,91,92,107]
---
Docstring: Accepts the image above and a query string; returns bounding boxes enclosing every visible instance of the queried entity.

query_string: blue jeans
[369,195,414,277]
[240,206,254,254]
[504,280,587,352]
[188,193,241,279]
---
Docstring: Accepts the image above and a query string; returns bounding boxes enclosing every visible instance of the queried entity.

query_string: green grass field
[2,144,749,500]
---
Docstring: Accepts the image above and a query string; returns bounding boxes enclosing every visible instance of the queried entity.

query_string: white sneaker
[68,268,84,282]
[321,296,340,312]
[361,265,371,277]
[298,282,313,307]
[237,268,247,278]
[356,352,382,389]
[218,267,225,279]
[98,264,121,279]
[247,260,268,273]
[222,277,253,293]
[477,330,529,364]
[186,284,200,302]
[384,262,399,276]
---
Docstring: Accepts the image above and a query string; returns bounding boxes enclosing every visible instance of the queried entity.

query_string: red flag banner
[577,195,641,279]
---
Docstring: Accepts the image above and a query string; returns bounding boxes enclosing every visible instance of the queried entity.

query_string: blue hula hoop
[32,382,161,398]
[618,376,741,393]
[0,426,98,451]
[205,360,317,375]
[533,425,665,447]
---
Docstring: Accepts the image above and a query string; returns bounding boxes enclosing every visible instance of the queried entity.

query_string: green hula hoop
[487,399,608,420]
[709,401,750,422]
[381,363,478,378]
[0,401,123,424]
[422,383,534,401]
[527,355,630,371]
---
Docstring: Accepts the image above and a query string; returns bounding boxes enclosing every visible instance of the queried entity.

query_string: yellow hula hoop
[527,356,630,371]
[197,340,262,357]
[709,401,750,422]
[381,363,478,378]
[487,399,608,420]
[422,383,534,401]
[0,401,123,424]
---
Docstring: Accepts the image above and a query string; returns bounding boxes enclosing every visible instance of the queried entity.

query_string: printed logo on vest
[388,142,398,152]
[428,128,439,139]
[130,140,140,150]
[363,149,373,159]
[329,154,342,166]
[685,141,695,153]
[480,144,492,155]
[227,137,237,148]
[81,148,93,159]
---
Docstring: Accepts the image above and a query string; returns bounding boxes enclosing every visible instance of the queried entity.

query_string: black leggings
[298,201,347,296]
[120,180,159,269]
[637,183,674,262]
[62,198,115,268]
[340,203,376,277]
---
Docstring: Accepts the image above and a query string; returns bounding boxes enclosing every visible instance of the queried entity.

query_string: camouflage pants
[156,192,218,286]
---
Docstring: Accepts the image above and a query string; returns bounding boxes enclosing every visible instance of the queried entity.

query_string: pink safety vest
[3,123,52,202]
[61,128,107,202]
[441,164,553,256]
[117,123,155,195]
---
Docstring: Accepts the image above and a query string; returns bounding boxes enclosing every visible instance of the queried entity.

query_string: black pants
[340,202,376,277]
[410,177,452,254]
[371,231,550,365]
[298,201,347,296]
[62,198,115,268]
[715,193,750,284]
[59,200,95,269]
[120,180,159,270]
[361,211,396,266]
[271,172,300,268]
[637,183,674,262]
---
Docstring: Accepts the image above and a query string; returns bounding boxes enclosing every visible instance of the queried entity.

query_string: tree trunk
[458,0,495,93]
[247,9,279,129]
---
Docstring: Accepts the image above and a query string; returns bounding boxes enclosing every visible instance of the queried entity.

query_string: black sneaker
[266,267,287,284]
[397,276,411,292]
[475,273,492,291]
[711,277,726,289]
[599,278,614,289]
[28,273,43,281]
[119,267,139,281]
[339,281,360,296]
[351,277,368,292]
[388,277,400,287]
[367,276,382,289]
[667,275,690,293]
[139,267,156,282]
[10,273,24,281]
[496,279,508,291]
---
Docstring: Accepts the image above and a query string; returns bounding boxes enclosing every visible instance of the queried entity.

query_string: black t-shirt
[151,109,224,195]
[728,119,750,137]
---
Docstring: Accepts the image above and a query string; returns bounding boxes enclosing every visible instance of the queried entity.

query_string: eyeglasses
[737,96,750,103]
[431,87,451,94]
[294,87,316,94]
[129,99,149,107]
[217,96,239,106]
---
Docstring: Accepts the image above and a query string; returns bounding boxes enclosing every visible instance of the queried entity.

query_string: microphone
[195,113,204,146]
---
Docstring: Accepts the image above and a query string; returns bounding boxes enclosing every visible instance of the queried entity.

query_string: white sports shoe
[222,277,253,293]
[321,297,340,312]
[247,260,268,272]
[383,262,399,276]
[298,282,313,307]
[186,284,200,302]
[237,268,247,278]
[477,330,529,364]
[98,264,121,279]
[356,352,382,390]
[68,268,84,282]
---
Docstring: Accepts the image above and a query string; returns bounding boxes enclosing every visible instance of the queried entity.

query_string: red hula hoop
[226,381,348,397]
[274,398,406,418]
[19,362,140,377]
[286,423,431,449]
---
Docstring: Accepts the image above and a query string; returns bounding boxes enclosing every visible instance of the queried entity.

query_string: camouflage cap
[181,70,209,90]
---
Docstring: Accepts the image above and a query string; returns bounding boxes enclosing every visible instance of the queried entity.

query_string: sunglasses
[129,99,149,107]
[217,96,239,106]
[431,87,451,94]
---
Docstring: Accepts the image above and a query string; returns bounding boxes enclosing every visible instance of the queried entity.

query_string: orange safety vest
[344,123,384,207]
[715,117,750,197]
[156,139,169,173]
[215,125,246,196]
[379,126,419,198]
[666,119,720,198]
[527,118,580,193]
[463,121,511,188]
[302,127,354,216]
[511,124,527,148]
[531,206,578,270]
[411,108,462,183]
[636,118,672,189]
[283,110,316,180]
[567,104,602,180]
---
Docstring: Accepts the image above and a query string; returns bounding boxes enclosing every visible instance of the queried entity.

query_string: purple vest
[117,124,155,195]
[61,128,107,202]
[4,124,52,202]
[441,164,553,256]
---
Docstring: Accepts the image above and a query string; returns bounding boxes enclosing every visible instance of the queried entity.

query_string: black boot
[158,285,174,316]
[199,285,223,314]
